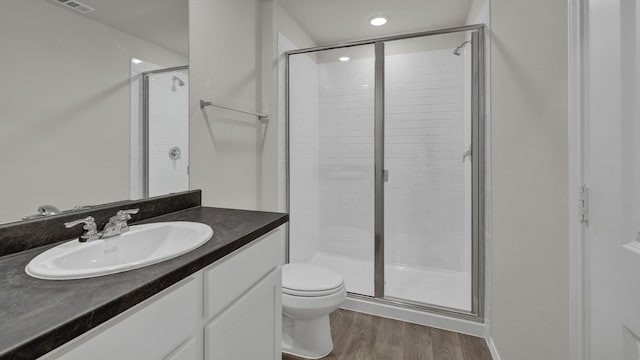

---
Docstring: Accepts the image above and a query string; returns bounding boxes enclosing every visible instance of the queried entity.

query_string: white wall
[273,0,317,53]
[490,0,569,358]
[466,0,489,25]
[0,0,186,222]
[188,0,317,212]
[287,41,320,262]
[271,3,319,264]
[189,0,263,210]
[270,0,318,213]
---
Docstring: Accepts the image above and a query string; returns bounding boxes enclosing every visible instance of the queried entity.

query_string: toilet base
[282,314,333,359]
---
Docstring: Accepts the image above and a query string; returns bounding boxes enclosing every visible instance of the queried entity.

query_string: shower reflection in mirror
[130,60,189,199]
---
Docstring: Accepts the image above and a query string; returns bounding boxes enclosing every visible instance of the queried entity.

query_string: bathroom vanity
[0,191,288,360]
[39,229,282,360]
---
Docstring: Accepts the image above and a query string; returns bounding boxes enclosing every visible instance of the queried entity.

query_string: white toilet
[281,263,347,359]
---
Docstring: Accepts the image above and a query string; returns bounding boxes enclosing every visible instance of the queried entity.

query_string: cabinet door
[204,228,281,320]
[42,276,201,360]
[165,338,200,360]
[205,268,282,360]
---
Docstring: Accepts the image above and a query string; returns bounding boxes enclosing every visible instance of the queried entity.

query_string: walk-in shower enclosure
[285,25,485,320]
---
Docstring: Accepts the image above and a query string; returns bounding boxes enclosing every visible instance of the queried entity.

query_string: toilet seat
[282,263,345,297]
[282,284,344,297]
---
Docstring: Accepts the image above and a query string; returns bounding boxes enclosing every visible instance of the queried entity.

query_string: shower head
[453,40,471,56]
[172,76,185,86]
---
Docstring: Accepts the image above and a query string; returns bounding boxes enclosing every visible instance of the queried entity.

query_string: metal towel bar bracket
[200,100,269,121]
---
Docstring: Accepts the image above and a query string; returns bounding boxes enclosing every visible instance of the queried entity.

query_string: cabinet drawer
[204,228,281,320]
[44,276,200,360]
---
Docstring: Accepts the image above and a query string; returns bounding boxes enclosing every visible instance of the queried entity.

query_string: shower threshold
[308,252,471,311]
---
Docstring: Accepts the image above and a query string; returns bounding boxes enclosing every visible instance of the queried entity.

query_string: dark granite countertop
[0,206,288,360]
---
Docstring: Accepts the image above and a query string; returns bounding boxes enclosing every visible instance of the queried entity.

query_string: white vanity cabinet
[41,275,203,360]
[203,230,282,360]
[39,228,282,360]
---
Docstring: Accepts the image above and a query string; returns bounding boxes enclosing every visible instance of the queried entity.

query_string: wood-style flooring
[282,309,492,360]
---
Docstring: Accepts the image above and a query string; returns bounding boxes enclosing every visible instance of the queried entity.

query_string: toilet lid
[282,264,344,295]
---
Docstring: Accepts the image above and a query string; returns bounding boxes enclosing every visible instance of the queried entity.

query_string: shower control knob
[168,146,181,160]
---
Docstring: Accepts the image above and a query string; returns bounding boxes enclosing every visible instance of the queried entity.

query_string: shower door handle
[462,147,472,163]
[383,170,389,182]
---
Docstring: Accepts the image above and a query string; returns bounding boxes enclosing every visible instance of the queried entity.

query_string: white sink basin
[26,222,213,280]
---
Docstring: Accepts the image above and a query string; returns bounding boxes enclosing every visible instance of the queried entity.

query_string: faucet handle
[64,216,96,229]
[113,208,139,221]
[102,209,139,238]
[64,216,100,242]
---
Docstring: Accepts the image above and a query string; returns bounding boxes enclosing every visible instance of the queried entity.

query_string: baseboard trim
[486,336,501,360]
[340,296,486,337]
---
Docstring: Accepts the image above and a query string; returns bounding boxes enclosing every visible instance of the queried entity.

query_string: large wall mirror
[0,0,189,223]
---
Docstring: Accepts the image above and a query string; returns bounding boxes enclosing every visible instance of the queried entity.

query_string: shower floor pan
[308,252,471,311]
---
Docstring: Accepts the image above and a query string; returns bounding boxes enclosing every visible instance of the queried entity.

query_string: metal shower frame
[285,24,485,322]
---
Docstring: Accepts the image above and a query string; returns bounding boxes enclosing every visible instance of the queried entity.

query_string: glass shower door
[288,45,376,296]
[383,33,473,311]
[286,27,484,318]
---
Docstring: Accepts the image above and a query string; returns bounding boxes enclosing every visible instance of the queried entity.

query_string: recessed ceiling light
[369,17,387,26]
[339,56,350,62]
[131,58,143,64]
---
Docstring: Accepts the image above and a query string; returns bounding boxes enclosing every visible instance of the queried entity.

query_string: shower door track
[285,24,485,323]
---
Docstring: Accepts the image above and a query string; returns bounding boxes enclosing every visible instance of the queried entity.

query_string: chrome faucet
[64,208,139,242]
[22,204,62,220]
[64,216,101,242]
[101,209,139,238]
[38,205,61,216]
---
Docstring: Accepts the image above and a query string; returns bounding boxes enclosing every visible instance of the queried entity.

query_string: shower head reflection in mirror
[453,40,471,56]
[171,76,185,91]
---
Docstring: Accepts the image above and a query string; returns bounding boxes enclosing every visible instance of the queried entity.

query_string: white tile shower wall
[384,49,467,272]
[317,57,376,263]
[287,45,321,263]
[147,72,189,197]
[316,49,469,272]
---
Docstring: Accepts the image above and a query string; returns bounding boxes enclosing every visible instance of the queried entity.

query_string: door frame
[568,0,588,359]
[284,24,486,322]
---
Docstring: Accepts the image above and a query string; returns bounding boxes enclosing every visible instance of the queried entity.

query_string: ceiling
[278,0,473,45]
[49,0,472,59]
[65,0,189,57]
